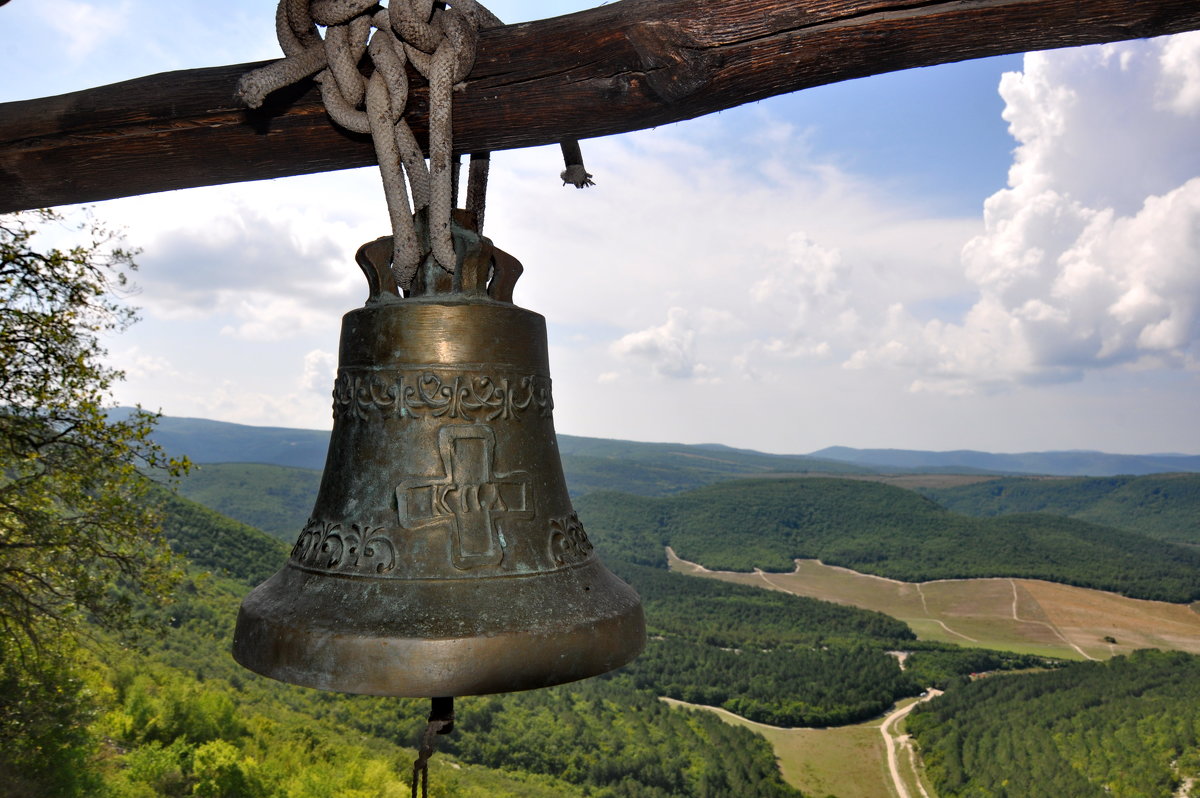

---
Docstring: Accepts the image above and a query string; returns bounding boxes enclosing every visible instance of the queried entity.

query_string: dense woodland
[170,464,323,543]
[32,482,1071,795]
[10,417,1200,794]
[3,545,801,796]
[925,473,1200,544]
[576,477,1200,601]
[908,649,1200,797]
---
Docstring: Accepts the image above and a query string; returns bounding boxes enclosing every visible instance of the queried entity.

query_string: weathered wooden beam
[2,0,1199,212]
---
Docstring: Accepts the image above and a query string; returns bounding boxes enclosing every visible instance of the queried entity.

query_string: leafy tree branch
[0,209,187,654]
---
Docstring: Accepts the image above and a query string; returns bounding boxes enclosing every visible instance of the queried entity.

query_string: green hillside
[153,483,288,584]
[556,437,874,495]
[88,568,800,798]
[158,484,938,731]
[112,440,1200,797]
[812,446,1200,476]
[924,473,1200,544]
[174,463,322,541]
[144,414,331,469]
[148,413,876,498]
[159,478,1041,730]
[908,649,1200,797]
[162,435,879,548]
[576,477,1200,602]
[49,488,809,797]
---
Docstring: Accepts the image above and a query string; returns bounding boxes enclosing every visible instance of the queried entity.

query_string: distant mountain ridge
[143,413,877,500]
[137,411,1200,479]
[144,414,331,470]
[808,446,1200,476]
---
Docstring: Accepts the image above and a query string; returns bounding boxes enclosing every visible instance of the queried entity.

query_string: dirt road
[880,690,942,798]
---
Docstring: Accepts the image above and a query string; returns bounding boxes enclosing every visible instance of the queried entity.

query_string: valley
[668,549,1200,660]
[663,691,943,798]
[667,548,1200,796]
[13,413,1200,797]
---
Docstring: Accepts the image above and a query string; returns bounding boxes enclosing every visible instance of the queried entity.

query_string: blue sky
[3,2,1199,455]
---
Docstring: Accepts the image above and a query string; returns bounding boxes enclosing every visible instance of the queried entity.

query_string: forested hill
[154,483,288,583]
[145,413,874,499]
[171,462,322,541]
[923,473,1200,545]
[119,488,806,797]
[810,445,1200,476]
[575,477,1200,602]
[153,486,1027,740]
[908,649,1200,796]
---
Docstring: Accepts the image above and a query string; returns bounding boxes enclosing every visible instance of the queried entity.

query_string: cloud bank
[59,25,1195,451]
[850,33,1200,394]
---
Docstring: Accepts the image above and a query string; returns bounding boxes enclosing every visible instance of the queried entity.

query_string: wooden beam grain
[2,0,1199,212]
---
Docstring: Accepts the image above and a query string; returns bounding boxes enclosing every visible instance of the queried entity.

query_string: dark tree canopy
[0,210,185,652]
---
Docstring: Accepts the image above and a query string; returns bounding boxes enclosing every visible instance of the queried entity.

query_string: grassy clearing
[662,698,890,798]
[668,550,1200,661]
[661,694,942,798]
[666,549,1200,797]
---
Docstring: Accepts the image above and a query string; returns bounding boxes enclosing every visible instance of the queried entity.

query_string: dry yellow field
[662,694,939,798]
[662,697,893,798]
[667,548,1200,661]
[665,547,1200,796]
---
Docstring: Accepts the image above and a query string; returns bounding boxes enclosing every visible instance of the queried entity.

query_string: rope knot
[236,1,500,290]
[560,164,595,189]
[236,1,594,296]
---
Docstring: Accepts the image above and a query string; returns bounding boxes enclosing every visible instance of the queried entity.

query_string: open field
[662,697,890,797]
[666,549,1200,797]
[662,693,938,798]
[667,548,1200,661]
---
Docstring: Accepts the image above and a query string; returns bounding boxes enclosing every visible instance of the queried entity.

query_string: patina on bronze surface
[232,230,644,697]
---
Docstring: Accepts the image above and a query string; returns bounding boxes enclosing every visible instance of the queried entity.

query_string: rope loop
[237,0,500,291]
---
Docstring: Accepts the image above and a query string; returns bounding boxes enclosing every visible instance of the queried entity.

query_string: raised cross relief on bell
[397,424,532,571]
[231,222,644,699]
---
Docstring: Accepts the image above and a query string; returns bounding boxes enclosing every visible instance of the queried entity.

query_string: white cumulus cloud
[300,349,337,395]
[853,34,1200,394]
[610,307,710,379]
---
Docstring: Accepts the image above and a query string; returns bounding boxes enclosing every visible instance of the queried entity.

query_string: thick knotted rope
[237,0,502,290]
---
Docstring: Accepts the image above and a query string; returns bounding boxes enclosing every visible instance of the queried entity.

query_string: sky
[3,2,1199,455]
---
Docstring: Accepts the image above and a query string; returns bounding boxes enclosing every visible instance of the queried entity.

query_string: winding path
[1008,579,1097,661]
[880,690,942,798]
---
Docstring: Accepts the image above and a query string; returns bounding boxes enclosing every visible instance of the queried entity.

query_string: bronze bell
[232,227,645,697]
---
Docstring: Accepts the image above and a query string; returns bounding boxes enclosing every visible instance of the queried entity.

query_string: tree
[0,209,185,652]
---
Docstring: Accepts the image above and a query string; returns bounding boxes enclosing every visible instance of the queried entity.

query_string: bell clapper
[411,696,455,798]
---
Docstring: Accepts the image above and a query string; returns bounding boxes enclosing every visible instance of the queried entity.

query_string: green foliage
[603,559,921,727]
[579,478,1200,601]
[926,473,1200,544]
[89,570,594,798]
[443,678,800,797]
[0,634,102,798]
[174,463,322,542]
[902,645,1061,689]
[612,558,913,648]
[154,485,288,584]
[0,210,186,651]
[626,638,920,727]
[908,650,1200,797]
[0,210,191,795]
[84,560,800,797]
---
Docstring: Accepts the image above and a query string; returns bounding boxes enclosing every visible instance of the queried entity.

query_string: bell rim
[231,557,645,697]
